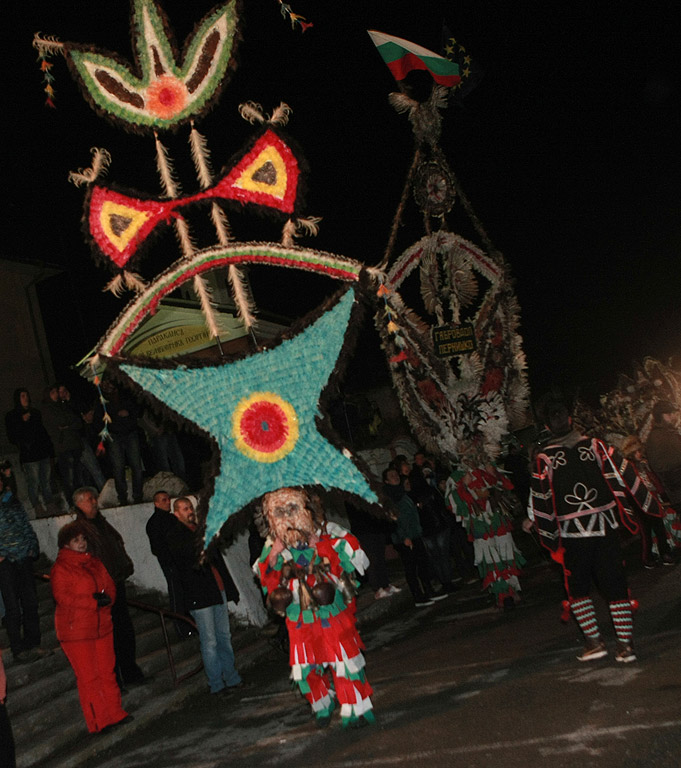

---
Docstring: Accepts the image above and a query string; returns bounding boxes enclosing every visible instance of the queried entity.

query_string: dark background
[6,0,681,407]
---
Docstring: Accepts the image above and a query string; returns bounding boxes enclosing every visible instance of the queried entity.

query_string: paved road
[82,562,681,768]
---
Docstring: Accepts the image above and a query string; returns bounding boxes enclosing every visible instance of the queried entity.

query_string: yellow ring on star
[232,392,299,463]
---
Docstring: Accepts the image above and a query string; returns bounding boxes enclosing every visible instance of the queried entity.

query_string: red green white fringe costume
[446,466,525,606]
[254,522,374,725]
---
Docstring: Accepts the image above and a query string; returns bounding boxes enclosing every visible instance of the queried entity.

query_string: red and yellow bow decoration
[87,129,303,268]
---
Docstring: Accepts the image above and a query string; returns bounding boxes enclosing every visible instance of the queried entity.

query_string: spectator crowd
[2,390,681,762]
[3,379,188,516]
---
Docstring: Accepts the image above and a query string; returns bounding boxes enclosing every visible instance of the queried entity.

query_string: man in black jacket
[167,497,241,696]
[145,490,192,637]
[73,486,146,686]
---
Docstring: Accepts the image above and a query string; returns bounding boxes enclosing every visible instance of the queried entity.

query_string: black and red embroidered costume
[528,430,664,661]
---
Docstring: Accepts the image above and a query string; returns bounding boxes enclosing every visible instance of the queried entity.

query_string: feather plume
[388,92,418,116]
[103,273,125,297]
[269,102,292,126]
[174,216,197,258]
[238,101,266,124]
[228,264,257,330]
[154,135,181,197]
[32,33,65,56]
[295,216,322,237]
[209,202,233,243]
[123,270,148,294]
[448,252,478,314]
[419,249,443,320]
[429,86,449,111]
[192,274,221,339]
[390,86,447,146]
[281,219,297,247]
[189,126,214,190]
[69,147,112,187]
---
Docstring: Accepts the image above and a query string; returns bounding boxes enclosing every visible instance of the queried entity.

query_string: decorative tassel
[560,599,571,623]
[89,358,112,445]
[33,33,65,108]
[68,147,112,187]
[275,1,313,31]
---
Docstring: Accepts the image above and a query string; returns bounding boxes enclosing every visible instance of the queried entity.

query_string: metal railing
[38,573,203,686]
[126,598,202,686]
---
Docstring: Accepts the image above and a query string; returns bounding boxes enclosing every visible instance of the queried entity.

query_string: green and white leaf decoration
[67,0,239,132]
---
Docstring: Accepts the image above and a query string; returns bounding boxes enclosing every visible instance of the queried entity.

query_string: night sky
[6,0,681,408]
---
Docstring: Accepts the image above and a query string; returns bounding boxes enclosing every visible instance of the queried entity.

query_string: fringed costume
[445,465,525,607]
[254,489,374,727]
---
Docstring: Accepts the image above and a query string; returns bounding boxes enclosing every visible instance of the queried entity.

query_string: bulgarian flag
[368,30,461,87]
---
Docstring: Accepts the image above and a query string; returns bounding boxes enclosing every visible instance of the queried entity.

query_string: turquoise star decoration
[119,288,377,543]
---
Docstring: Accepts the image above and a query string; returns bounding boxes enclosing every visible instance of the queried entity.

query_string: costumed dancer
[620,435,680,565]
[524,393,664,663]
[254,488,374,728]
[445,459,525,609]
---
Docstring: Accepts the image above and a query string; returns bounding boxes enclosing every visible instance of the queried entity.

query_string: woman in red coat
[51,521,130,734]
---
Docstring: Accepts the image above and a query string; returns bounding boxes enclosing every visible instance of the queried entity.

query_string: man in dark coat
[73,486,146,686]
[145,490,192,638]
[4,389,54,516]
[167,497,241,696]
[94,379,144,506]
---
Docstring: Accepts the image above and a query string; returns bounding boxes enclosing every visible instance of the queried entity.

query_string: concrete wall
[31,502,268,628]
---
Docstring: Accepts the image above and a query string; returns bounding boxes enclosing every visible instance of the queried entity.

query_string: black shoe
[414,597,435,608]
[643,560,657,569]
[661,553,675,566]
[428,589,449,602]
